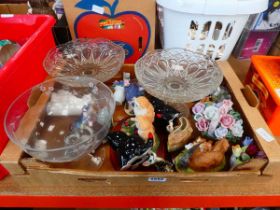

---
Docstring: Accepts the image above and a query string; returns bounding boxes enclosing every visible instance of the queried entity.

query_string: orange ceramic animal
[188,138,230,171]
[132,96,155,141]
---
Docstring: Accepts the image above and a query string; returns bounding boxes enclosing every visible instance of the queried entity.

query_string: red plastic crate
[0,15,56,178]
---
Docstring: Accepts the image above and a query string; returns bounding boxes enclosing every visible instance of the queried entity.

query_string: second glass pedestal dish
[135,48,224,103]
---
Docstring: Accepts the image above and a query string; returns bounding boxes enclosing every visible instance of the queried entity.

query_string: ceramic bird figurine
[107,131,153,170]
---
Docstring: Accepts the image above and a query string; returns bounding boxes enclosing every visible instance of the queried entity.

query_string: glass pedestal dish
[135,48,223,104]
[43,38,125,82]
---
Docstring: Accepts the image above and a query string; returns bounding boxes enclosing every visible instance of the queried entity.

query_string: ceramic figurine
[143,152,174,172]
[230,136,255,169]
[166,116,193,152]
[175,137,229,172]
[148,95,180,123]
[113,81,125,105]
[124,81,144,115]
[107,131,153,170]
[132,96,155,141]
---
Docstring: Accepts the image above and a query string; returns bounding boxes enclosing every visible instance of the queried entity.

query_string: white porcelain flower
[214,127,228,139]
[230,120,244,137]
[203,105,220,120]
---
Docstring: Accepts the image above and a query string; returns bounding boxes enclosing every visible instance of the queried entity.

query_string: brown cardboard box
[1,61,280,197]
[62,0,155,64]
[0,4,27,14]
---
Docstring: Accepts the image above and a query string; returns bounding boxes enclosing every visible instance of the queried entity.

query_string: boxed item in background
[232,0,280,59]
[62,0,156,64]
[247,0,280,30]
[232,29,279,59]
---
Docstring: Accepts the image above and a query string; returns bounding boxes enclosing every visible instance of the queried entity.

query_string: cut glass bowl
[4,76,115,163]
[135,48,223,103]
[43,38,125,82]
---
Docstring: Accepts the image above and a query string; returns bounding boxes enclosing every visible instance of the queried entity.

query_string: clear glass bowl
[135,48,223,103]
[43,38,125,82]
[4,76,115,163]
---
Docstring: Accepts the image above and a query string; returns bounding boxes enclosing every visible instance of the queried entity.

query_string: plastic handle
[156,0,268,15]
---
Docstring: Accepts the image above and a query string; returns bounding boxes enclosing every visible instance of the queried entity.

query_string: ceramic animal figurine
[107,131,153,170]
[175,137,229,172]
[166,116,193,152]
[132,96,155,141]
[148,95,180,123]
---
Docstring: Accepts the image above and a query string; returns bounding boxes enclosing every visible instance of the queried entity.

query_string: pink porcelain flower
[222,99,233,112]
[192,102,205,114]
[219,106,227,115]
[195,118,209,132]
[220,114,235,128]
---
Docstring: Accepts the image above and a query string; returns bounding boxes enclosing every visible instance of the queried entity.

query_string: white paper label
[275,88,280,97]
[92,5,104,14]
[148,177,167,182]
[256,128,275,142]
[1,14,14,18]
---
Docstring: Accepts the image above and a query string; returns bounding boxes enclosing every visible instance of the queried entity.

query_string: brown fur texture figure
[188,138,229,171]
[132,96,155,141]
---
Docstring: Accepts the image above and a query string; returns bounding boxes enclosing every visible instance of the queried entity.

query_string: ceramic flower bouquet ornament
[192,99,244,143]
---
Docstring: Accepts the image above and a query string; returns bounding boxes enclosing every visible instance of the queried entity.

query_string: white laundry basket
[157,0,268,60]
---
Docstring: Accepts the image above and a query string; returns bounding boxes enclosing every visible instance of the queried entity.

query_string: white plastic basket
[157,0,268,60]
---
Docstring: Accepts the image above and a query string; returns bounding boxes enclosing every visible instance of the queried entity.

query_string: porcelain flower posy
[192,99,244,141]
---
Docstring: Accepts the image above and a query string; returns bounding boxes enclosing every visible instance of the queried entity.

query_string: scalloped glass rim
[135,48,224,103]
[43,38,125,82]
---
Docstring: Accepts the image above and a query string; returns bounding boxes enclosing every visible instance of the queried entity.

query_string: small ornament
[174,137,229,172]
[112,81,125,105]
[148,95,180,123]
[166,116,193,152]
[107,131,153,170]
[192,99,244,142]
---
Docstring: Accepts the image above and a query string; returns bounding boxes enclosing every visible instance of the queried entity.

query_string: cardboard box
[1,62,280,191]
[245,55,280,136]
[0,3,27,14]
[61,0,155,64]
